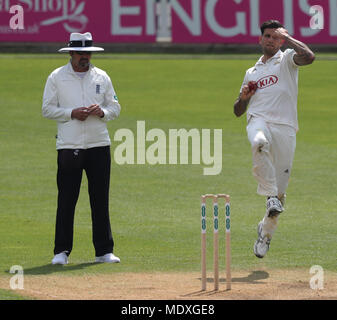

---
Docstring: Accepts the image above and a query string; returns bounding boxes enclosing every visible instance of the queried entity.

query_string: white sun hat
[58,32,104,52]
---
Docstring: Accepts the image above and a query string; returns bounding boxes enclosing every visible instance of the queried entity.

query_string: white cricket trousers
[246,116,297,199]
[247,117,296,237]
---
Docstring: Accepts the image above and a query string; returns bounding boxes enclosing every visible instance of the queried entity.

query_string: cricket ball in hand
[248,81,258,92]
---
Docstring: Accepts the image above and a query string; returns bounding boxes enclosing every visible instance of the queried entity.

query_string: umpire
[42,32,121,265]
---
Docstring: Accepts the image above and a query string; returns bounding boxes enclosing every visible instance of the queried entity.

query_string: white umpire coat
[42,62,121,150]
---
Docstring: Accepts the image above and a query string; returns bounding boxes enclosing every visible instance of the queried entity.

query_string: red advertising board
[0,0,336,44]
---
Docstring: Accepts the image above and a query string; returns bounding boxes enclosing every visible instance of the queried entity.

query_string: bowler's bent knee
[252,131,269,152]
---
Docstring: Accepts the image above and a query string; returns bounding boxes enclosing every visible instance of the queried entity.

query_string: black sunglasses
[74,51,92,55]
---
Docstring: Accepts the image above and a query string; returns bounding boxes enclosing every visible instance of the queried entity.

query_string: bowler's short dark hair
[260,20,284,35]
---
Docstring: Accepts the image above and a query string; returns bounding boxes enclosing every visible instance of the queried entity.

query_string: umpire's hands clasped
[71,104,104,121]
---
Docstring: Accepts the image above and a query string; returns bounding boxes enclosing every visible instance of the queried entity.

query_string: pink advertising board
[0,0,336,44]
[171,0,337,44]
[0,0,157,42]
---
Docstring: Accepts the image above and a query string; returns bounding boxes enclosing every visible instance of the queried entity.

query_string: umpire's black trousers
[54,146,114,257]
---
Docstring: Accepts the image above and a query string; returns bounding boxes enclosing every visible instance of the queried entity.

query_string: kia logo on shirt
[256,75,278,89]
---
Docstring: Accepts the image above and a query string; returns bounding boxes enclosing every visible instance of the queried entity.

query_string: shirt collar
[256,49,282,66]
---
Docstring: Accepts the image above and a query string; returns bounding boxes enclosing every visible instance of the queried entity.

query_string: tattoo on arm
[285,36,315,66]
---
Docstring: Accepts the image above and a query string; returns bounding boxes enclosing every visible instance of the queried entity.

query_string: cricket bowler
[233,20,315,258]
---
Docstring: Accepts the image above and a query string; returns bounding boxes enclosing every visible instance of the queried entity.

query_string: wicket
[201,194,231,291]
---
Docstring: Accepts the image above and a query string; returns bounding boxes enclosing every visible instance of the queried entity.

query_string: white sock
[262,214,279,238]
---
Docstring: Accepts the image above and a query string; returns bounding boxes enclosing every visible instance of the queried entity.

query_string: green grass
[0,288,32,300]
[0,53,336,286]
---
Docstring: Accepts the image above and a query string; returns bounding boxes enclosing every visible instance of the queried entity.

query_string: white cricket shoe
[95,253,120,263]
[266,196,283,217]
[52,251,68,265]
[254,222,271,259]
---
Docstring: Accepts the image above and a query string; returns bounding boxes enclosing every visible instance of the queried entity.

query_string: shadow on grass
[5,263,101,275]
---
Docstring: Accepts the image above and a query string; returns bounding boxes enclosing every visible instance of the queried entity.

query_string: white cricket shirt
[240,49,299,131]
[42,62,121,150]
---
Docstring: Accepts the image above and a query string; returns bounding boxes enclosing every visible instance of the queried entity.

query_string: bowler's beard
[262,46,278,58]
